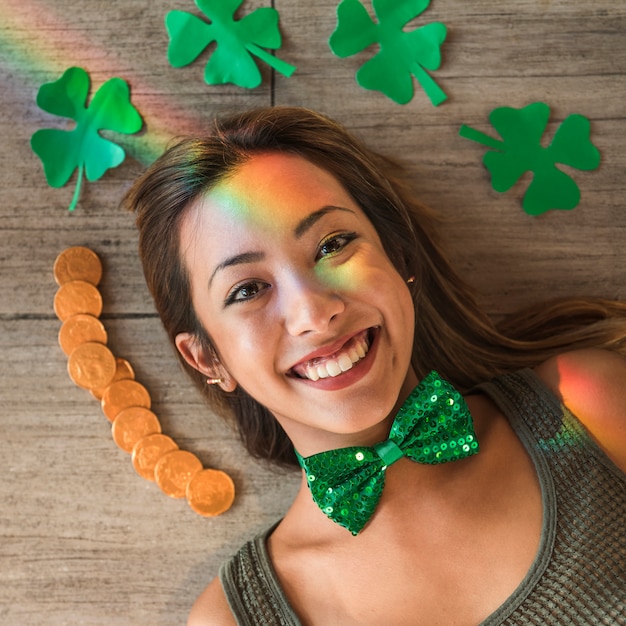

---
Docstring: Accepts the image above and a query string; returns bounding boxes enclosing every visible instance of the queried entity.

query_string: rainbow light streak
[202,183,363,295]
[0,0,213,166]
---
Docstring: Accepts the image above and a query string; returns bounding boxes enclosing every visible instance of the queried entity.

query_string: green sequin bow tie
[295,371,479,535]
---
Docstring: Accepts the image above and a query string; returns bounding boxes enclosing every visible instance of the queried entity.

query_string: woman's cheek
[314,257,371,295]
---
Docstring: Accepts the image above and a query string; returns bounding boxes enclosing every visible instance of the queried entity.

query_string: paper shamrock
[165,0,296,89]
[31,67,142,212]
[459,102,601,216]
[329,0,447,106]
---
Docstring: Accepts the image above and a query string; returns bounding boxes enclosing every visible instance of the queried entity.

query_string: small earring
[206,378,223,385]
[407,276,415,284]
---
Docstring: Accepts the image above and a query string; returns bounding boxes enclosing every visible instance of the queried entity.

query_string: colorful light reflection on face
[177,152,418,455]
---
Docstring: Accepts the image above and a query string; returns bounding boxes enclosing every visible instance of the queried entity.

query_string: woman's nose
[282,276,345,336]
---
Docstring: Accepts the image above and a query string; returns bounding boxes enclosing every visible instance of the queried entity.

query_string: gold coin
[111,407,162,454]
[54,280,103,321]
[186,469,235,517]
[67,342,116,390]
[54,246,103,286]
[154,450,203,499]
[91,358,135,400]
[58,313,108,356]
[131,433,179,481]
[100,379,151,423]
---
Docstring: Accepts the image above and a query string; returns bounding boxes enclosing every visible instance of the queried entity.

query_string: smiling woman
[173,151,417,454]
[123,107,626,625]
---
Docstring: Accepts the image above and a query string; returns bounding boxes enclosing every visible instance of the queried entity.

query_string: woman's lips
[290,329,373,381]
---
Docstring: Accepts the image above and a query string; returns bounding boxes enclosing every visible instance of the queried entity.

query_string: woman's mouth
[290,329,373,381]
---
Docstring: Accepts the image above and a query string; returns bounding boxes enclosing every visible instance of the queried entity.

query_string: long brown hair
[123,106,626,468]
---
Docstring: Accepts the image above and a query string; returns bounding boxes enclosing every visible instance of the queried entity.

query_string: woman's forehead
[190,152,359,234]
[177,153,370,269]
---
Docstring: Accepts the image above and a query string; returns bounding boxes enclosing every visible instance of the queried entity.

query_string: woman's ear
[175,332,237,392]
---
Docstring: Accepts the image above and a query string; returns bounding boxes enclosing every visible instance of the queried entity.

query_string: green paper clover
[329,0,447,106]
[31,67,142,211]
[459,102,601,216]
[165,0,296,89]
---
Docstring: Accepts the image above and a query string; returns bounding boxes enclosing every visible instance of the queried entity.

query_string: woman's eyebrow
[209,251,265,288]
[293,205,355,239]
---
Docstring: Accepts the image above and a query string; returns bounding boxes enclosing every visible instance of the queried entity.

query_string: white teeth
[306,366,320,381]
[338,353,353,372]
[298,333,371,381]
[326,360,342,376]
[317,365,330,379]
[348,348,360,364]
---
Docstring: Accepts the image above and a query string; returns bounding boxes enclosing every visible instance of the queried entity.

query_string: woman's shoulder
[187,577,236,626]
[534,348,626,472]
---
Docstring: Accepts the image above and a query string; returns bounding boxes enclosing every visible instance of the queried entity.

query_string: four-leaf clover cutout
[165,0,296,88]
[31,67,142,211]
[329,0,447,105]
[459,102,601,215]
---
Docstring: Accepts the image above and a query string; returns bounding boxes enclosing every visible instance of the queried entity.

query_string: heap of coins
[53,246,235,517]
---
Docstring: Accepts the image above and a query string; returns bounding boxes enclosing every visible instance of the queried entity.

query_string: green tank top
[219,369,626,625]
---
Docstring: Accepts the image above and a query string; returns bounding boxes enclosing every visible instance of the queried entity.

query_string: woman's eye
[316,232,357,261]
[225,281,268,305]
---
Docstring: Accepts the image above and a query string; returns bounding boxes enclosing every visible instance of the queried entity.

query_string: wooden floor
[1,0,624,623]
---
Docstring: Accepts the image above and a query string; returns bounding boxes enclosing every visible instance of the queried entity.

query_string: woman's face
[176,152,417,454]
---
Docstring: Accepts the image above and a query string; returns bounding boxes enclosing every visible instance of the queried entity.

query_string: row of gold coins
[53,246,235,517]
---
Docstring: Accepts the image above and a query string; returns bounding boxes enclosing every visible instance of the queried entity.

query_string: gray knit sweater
[220,369,626,625]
